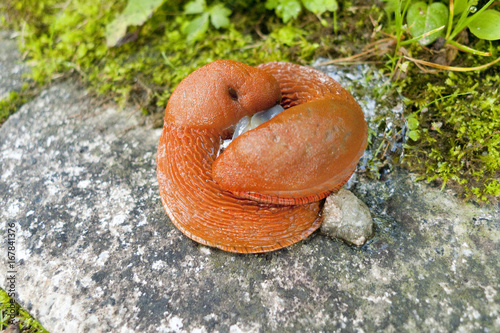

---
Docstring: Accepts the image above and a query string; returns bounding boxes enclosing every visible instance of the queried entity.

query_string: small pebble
[320,188,373,246]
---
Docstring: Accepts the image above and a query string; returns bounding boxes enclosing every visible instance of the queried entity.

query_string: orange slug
[157,60,367,253]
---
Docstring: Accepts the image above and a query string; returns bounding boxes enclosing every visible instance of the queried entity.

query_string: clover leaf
[407,1,449,46]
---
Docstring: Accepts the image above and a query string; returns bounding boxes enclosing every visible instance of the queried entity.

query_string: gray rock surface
[321,188,373,246]
[0,31,30,99]
[1,34,499,333]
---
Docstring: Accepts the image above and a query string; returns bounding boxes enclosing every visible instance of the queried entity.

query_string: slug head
[165,60,281,136]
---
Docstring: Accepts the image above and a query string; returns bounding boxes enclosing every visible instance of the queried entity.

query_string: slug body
[157,60,367,253]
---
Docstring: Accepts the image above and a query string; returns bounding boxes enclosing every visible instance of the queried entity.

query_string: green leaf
[406,113,420,140]
[407,115,420,130]
[184,0,206,15]
[270,26,305,46]
[468,9,500,40]
[106,0,166,47]
[302,0,338,14]
[183,12,209,43]
[407,1,448,45]
[209,4,232,29]
[266,0,302,23]
[408,130,420,141]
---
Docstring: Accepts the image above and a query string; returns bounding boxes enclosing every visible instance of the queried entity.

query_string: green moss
[399,56,500,202]
[0,288,49,332]
[0,83,37,124]
[0,91,22,124]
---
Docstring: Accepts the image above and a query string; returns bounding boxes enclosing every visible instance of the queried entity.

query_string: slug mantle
[157,60,367,253]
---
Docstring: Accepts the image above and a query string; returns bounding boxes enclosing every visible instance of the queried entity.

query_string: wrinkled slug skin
[157,60,366,253]
[157,125,321,253]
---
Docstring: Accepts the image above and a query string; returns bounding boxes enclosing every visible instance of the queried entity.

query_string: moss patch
[400,61,500,202]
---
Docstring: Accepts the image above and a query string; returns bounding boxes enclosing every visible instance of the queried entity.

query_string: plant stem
[447,39,492,56]
[445,0,454,40]
[404,55,500,71]
[400,25,445,45]
[391,0,410,74]
[413,92,472,115]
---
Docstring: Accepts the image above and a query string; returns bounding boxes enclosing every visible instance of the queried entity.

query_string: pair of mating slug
[157,60,367,253]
